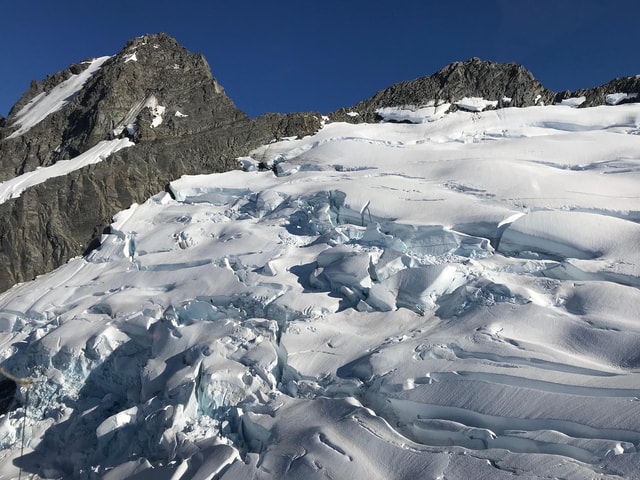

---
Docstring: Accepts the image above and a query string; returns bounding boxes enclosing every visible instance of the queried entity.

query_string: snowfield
[6,56,111,139]
[1,102,640,479]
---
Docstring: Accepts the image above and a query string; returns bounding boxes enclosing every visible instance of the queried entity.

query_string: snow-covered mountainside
[0,33,321,293]
[0,96,639,478]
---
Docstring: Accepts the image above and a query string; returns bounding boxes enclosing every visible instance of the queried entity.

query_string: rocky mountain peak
[121,33,214,77]
[434,58,539,91]
[434,57,554,105]
[0,32,244,181]
[333,58,555,122]
[333,57,640,123]
[557,74,640,107]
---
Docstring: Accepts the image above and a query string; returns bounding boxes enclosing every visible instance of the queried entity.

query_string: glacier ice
[1,102,640,478]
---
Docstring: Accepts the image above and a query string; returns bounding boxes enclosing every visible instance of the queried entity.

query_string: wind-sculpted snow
[1,103,640,479]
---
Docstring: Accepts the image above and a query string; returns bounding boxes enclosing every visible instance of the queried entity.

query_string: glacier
[0,101,640,479]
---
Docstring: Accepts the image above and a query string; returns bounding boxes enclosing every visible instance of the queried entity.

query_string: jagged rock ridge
[0,33,247,180]
[557,75,640,107]
[332,57,640,122]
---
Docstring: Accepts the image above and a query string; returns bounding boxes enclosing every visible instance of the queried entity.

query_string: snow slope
[0,138,134,204]
[1,102,640,479]
[6,56,111,139]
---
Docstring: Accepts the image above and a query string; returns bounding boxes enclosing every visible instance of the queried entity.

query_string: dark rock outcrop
[0,378,16,415]
[557,76,640,107]
[0,33,246,180]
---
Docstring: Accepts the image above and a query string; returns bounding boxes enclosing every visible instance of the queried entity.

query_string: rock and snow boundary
[0,139,134,205]
[6,56,111,140]
[0,102,639,478]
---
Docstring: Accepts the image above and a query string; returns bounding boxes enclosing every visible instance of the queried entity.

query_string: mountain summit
[347,58,554,122]
[0,32,243,179]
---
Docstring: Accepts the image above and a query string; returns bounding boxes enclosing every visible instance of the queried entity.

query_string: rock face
[557,75,640,107]
[0,33,321,292]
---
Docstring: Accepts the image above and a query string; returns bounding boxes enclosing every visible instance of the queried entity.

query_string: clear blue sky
[1,0,639,118]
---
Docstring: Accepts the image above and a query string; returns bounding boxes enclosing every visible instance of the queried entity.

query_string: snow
[1,102,640,479]
[123,52,138,63]
[376,102,451,123]
[455,97,498,112]
[606,92,639,105]
[149,99,166,128]
[7,57,110,139]
[110,95,165,136]
[558,96,586,107]
[0,138,133,205]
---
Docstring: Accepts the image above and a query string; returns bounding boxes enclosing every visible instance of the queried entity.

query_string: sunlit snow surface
[2,104,640,479]
[0,139,134,204]
[6,57,111,139]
